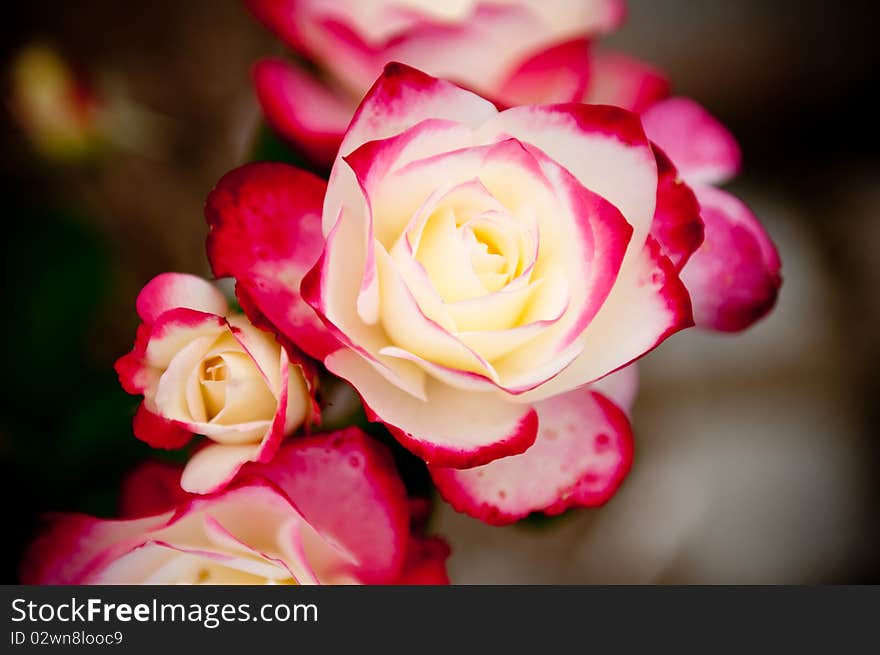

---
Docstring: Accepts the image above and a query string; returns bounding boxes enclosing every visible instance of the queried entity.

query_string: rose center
[198,355,228,421]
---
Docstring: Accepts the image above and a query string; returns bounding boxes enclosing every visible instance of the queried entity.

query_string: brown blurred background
[1,0,878,583]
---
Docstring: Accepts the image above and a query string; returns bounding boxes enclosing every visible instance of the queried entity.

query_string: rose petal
[584,51,670,113]
[115,323,156,394]
[118,461,191,518]
[132,403,192,450]
[513,235,693,403]
[496,38,591,106]
[650,146,704,271]
[302,204,429,400]
[143,308,226,370]
[206,162,339,361]
[253,58,352,166]
[241,427,411,583]
[180,443,263,495]
[395,536,451,585]
[20,512,169,584]
[477,102,657,258]
[135,272,228,325]
[431,389,633,525]
[641,97,742,185]
[324,62,498,236]
[324,348,538,468]
[681,185,781,332]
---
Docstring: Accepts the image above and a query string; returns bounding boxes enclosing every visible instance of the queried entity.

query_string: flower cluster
[25,0,780,583]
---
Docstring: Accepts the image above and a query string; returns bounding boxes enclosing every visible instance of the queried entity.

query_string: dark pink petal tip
[119,460,192,518]
[683,186,781,332]
[364,401,540,470]
[431,391,634,526]
[396,536,451,585]
[252,58,349,166]
[650,145,704,271]
[132,403,192,450]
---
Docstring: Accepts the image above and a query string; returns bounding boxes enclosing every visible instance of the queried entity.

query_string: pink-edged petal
[240,427,410,583]
[115,323,155,394]
[395,536,451,585]
[641,97,742,185]
[496,39,591,106]
[324,348,537,468]
[681,185,782,332]
[135,273,228,325]
[477,103,657,256]
[340,118,477,326]
[339,61,497,157]
[253,58,352,167]
[206,162,340,361]
[302,203,429,400]
[20,512,169,584]
[584,51,670,113]
[132,403,192,450]
[119,460,191,519]
[143,308,226,369]
[180,443,262,494]
[520,143,633,345]
[515,235,693,403]
[325,63,498,234]
[381,1,622,101]
[650,146,704,271]
[431,389,633,525]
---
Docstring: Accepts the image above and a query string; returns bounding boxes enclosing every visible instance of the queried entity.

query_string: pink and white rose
[246,0,625,164]
[206,63,697,522]
[22,429,450,585]
[115,272,317,495]
[247,1,781,335]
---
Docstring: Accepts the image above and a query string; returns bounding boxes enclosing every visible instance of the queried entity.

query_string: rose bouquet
[24,0,780,585]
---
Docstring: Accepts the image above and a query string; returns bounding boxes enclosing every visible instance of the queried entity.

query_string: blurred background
[1,0,877,583]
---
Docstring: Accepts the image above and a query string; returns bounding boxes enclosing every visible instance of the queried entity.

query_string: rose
[206,63,700,522]
[246,1,781,334]
[245,0,625,164]
[115,272,316,494]
[22,429,449,585]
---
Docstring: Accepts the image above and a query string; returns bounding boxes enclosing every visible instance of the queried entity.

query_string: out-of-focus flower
[206,63,698,522]
[115,273,317,494]
[245,0,625,164]
[8,44,105,161]
[22,429,450,584]
[639,97,782,331]
[8,43,170,163]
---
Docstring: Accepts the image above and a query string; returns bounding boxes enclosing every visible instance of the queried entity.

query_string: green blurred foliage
[0,202,184,582]
[249,123,331,179]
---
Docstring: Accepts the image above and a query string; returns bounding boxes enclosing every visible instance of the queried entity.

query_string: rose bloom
[115,273,317,494]
[205,63,708,523]
[248,0,780,334]
[22,429,449,585]
[246,0,624,164]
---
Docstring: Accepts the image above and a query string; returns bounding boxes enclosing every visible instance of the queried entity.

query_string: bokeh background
[1,0,877,583]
